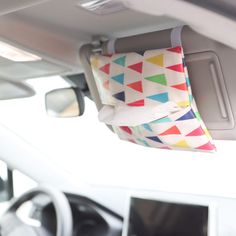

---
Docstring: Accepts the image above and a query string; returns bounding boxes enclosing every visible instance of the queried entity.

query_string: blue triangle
[113,56,126,67]
[189,94,193,102]
[186,77,191,87]
[111,73,124,85]
[147,93,169,103]
[146,136,163,143]
[113,91,125,102]
[176,109,195,121]
[151,117,172,124]
[142,123,152,132]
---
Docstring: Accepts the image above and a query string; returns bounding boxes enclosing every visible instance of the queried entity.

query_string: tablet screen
[126,197,208,236]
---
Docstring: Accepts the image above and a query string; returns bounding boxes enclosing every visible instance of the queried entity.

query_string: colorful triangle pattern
[146,54,164,67]
[147,93,169,103]
[113,91,125,102]
[113,56,126,67]
[171,83,188,91]
[174,140,190,148]
[197,142,216,151]
[144,74,167,86]
[151,117,172,124]
[143,123,152,132]
[128,62,143,73]
[159,126,181,136]
[146,136,163,143]
[103,80,109,90]
[111,73,124,85]
[90,45,216,153]
[127,81,143,93]
[176,109,195,121]
[99,63,110,74]
[167,46,182,54]
[120,126,132,135]
[166,64,184,73]
[127,99,144,106]
[187,127,205,136]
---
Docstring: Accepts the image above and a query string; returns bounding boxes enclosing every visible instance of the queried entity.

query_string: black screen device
[127,197,208,236]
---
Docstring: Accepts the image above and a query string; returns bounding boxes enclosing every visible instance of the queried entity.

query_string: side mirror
[45,87,85,118]
[0,160,13,202]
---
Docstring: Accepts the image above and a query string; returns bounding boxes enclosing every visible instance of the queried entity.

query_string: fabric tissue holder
[90,45,216,152]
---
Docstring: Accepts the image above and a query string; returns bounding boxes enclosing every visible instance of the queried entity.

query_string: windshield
[0,76,235,197]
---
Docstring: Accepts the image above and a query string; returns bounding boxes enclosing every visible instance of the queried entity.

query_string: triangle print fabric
[90,46,216,152]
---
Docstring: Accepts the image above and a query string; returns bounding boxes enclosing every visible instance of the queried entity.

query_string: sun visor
[80,26,236,140]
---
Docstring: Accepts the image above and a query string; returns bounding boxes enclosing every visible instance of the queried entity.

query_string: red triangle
[127,99,144,107]
[159,126,181,136]
[127,81,143,93]
[128,62,143,73]
[187,127,205,136]
[197,142,216,151]
[103,80,109,90]
[171,82,188,91]
[166,64,184,73]
[120,126,132,135]
[100,63,110,74]
[167,46,182,54]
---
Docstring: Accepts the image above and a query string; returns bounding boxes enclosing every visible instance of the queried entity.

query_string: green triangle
[144,74,167,86]
[113,56,126,67]
[195,112,202,121]
[151,117,172,124]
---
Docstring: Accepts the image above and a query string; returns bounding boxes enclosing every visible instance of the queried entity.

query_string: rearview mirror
[45,88,85,117]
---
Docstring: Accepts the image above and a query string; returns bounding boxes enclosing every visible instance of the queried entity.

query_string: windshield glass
[0,76,234,197]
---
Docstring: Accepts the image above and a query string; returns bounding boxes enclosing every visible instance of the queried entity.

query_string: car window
[0,76,235,198]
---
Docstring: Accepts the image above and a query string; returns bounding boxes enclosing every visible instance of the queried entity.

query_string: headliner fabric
[90,46,216,152]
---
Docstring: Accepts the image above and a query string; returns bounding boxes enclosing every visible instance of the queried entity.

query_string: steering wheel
[0,185,73,236]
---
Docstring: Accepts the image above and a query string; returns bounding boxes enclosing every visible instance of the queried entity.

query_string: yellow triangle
[204,129,211,138]
[177,101,190,107]
[173,140,190,148]
[90,57,99,68]
[146,54,164,67]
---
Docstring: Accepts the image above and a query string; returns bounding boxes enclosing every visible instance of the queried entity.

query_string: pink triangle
[166,64,184,73]
[159,126,181,136]
[167,46,182,54]
[103,80,109,90]
[197,142,216,151]
[186,127,205,136]
[127,81,143,93]
[171,82,188,91]
[128,62,143,73]
[120,126,132,135]
[127,99,144,107]
[100,63,110,74]
[128,139,136,144]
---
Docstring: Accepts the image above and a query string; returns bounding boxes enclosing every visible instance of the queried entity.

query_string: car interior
[0,0,236,236]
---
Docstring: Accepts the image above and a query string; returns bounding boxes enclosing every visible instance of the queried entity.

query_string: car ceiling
[0,0,182,82]
[12,0,181,38]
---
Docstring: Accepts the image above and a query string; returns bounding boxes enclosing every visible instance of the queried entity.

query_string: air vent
[77,0,127,15]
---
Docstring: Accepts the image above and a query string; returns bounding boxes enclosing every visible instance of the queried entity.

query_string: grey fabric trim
[106,38,117,54]
[171,26,184,47]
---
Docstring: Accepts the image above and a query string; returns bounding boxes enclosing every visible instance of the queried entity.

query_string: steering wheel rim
[0,185,73,236]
